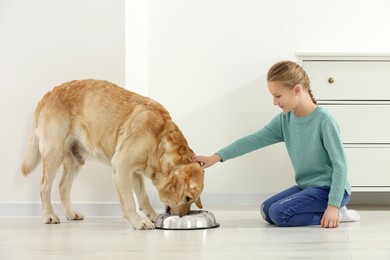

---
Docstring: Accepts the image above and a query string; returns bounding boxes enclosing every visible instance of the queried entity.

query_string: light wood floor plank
[0,206,389,259]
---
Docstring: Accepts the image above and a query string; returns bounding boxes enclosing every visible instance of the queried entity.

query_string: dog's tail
[21,132,41,176]
[21,94,48,176]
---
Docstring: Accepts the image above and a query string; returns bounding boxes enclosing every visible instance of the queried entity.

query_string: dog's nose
[165,206,171,214]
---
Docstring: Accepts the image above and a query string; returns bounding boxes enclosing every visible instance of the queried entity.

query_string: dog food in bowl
[155,210,220,230]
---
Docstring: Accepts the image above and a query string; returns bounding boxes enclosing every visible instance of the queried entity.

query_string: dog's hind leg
[132,173,158,222]
[38,116,72,224]
[59,155,84,221]
[40,148,64,224]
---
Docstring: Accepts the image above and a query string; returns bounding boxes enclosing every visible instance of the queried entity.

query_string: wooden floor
[1,205,389,259]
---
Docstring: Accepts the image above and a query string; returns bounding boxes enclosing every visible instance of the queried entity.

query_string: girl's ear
[294,84,303,95]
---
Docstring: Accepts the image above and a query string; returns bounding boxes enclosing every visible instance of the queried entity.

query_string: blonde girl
[193,61,360,228]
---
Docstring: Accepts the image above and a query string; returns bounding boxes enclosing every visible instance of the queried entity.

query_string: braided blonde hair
[267,61,317,105]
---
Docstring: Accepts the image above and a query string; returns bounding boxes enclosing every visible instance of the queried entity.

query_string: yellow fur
[21,79,204,230]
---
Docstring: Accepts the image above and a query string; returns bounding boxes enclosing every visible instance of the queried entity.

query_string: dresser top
[296,53,390,63]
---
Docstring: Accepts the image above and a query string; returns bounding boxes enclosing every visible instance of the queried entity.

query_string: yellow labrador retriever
[21,79,204,230]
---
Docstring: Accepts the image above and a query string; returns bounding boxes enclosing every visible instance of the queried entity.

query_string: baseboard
[0,193,271,217]
[0,202,123,217]
[1,192,388,216]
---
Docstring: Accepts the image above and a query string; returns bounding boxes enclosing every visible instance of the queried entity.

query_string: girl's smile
[267,81,298,113]
[267,80,317,117]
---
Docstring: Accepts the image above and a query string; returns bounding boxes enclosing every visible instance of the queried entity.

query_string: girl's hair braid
[307,88,317,105]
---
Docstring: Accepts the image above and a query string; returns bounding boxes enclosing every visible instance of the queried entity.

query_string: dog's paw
[43,213,60,224]
[130,215,155,230]
[66,210,85,221]
[147,211,159,223]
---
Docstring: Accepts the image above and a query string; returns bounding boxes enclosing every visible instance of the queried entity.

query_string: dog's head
[156,162,204,215]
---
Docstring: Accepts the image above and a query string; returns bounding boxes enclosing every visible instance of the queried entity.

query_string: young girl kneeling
[193,61,360,228]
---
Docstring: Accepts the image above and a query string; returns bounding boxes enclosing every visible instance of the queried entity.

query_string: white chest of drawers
[296,54,390,192]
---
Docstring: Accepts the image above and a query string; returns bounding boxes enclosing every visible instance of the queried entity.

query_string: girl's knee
[260,202,273,224]
[268,203,290,227]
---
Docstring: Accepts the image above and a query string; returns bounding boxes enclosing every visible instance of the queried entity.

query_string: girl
[193,61,360,228]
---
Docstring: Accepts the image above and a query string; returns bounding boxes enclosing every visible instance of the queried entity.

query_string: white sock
[339,206,361,222]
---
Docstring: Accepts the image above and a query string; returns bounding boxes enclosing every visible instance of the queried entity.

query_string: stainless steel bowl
[155,210,220,230]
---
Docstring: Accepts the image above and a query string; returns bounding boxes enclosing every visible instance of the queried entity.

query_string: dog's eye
[186,196,192,202]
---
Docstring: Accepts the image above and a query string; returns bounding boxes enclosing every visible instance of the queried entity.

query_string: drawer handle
[328,77,334,84]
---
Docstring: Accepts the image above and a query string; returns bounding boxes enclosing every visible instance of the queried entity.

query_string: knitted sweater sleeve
[322,118,348,207]
[216,115,284,162]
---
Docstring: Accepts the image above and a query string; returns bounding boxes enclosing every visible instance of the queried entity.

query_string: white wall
[144,0,390,197]
[0,0,125,210]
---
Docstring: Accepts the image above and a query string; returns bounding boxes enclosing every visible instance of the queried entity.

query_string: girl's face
[267,81,299,113]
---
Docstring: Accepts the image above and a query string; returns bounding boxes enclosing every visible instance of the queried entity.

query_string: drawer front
[322,105,390,143]
[345,146,390,187]
[302,61,390,100]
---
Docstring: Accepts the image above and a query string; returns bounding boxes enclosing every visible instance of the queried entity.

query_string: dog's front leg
[132,173,159,222]
[112,167,155,230]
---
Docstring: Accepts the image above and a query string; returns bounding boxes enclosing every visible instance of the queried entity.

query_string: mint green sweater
[216,106,351,207]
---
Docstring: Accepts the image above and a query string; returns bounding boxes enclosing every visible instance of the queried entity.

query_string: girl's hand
[192,154,221,169]
[320,205,339,228]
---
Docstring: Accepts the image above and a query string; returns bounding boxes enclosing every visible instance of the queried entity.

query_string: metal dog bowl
[155,210,220,230]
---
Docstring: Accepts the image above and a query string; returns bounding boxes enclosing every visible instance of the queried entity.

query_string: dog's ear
[155,172,176,193]
[195,197,203,209]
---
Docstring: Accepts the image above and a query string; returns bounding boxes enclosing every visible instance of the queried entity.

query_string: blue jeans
[260,186,350,227]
